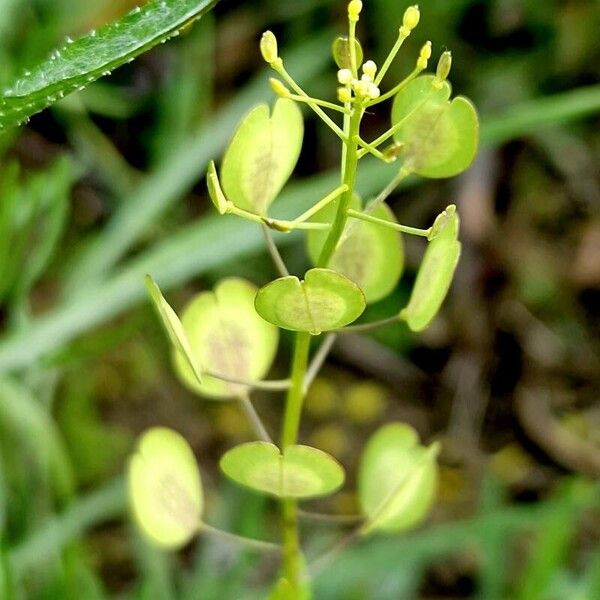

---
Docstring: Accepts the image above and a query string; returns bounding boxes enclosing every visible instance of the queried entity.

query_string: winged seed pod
[128,428,203,549]
[401,207,461,332]
[220,99,303,216]
[174,279,279,398]
[254,268,366,334]
[359,423,439,534]
[220,441,345,499]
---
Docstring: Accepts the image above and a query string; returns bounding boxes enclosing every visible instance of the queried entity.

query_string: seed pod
[332,36,364,70]
[359,423,439,534]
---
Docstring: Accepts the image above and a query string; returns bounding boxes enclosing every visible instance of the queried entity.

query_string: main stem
[280,331,311,591]
[278,91,363,598]
[316,106,362,268]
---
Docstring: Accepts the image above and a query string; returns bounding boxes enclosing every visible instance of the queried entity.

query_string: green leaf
[391,75,479,178]
[358,423,439,535]
[220,98,303,215]
[400,206,461,332]
[220,441,344,500]
[128,427,203,549]
[254,268,366,334]
[175,278,279,398]
[332,36,363,70]
[307,197,404,304]
[0,0,219,132]
[145,275,203,385]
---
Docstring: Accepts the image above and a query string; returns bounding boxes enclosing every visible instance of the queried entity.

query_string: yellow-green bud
[269,78,290,98]
[361,73,373,83]
[337,68,353,85]
[417,41,432,70]
[436,51,452,82]
[362,60,377,79]
[367,83,381,99]
[348,0,363,22]
[337,87,353,103]
[260,31,279,65]
[403,5,420,31]
[354,79,370,97]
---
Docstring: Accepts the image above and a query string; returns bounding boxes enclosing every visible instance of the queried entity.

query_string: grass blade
[0,0,219,131]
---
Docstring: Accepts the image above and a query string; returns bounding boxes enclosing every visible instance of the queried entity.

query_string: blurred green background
[0,0,600,598]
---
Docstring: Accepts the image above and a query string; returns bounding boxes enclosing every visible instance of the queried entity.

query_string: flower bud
[417,41,432,70]
[348,0,363,22]
[367,83,381,99]
[403,6,420,31]
[362,60,377,79]
[260,31,278,65]
[337,68,353,85]
[354,79,370,98]
[337,87,353,103]
[269,78,290,98]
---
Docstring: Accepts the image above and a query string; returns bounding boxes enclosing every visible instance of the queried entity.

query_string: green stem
[375,32,409,86]
[280,331,312,591]
[281,332,311,451]
[317,107,363,267]
[287,93,349,114]
[200,522,281,553]
[346,208,430,237]
[338,315,400,334]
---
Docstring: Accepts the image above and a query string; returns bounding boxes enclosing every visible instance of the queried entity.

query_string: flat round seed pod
[254,268,366,335]
[400,206,461,332]
[175,278,279,398]
[358,423,439,535]
[306,196,404,304]
[220,98,303,216]
[145,275,202,385]
[220,441,345,500]
[128,428,203,549]
[392,75,479,179]
[332,36,364,70]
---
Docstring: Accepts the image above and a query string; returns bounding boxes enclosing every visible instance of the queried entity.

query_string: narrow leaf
[0,0,219,131]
